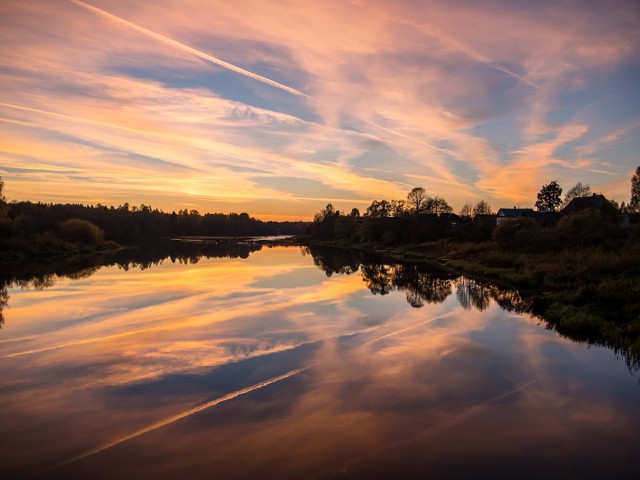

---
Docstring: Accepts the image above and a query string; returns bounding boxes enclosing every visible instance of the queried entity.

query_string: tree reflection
[305,246,453,307]
[2,242,639,374]
[392,264,452,307]
[361,263,395,295]
[0,238,264,328]
[304,245,640,373]
[454,277,491,311]
[0,285,7,328]
[302,246,360,277]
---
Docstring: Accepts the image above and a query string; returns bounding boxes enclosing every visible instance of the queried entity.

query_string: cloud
[69,0,309,98]
[1,0,639,214]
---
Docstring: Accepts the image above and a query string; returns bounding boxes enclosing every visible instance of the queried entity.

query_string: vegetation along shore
[2,170,640,367]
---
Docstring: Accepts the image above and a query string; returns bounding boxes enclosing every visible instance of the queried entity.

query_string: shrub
[58,219,104,245]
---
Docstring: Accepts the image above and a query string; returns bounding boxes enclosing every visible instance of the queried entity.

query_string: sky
[1,0,639,220]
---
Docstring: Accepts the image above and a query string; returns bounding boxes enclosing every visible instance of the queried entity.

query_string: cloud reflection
[1,246,639,479]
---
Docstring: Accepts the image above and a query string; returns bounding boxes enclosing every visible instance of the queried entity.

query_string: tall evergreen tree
[630,166,640,212]
[0,176,7,219]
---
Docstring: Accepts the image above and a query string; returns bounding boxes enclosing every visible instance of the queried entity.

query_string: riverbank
[0,237,121,264]
[299,236,640,369]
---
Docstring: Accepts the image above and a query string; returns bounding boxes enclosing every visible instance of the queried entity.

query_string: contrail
[367,121,462,160]
[366,311,457,345]
[314,379,536,477]
[69,0,309,98]
[45,368,307,473]
[0,101,182,139]
[382,13,538,89]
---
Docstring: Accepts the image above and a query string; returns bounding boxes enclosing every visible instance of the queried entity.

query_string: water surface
[1,244,638,479]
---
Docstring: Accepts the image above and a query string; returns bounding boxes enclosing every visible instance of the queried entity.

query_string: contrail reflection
[45,312,455,473]
[46,368,307,473]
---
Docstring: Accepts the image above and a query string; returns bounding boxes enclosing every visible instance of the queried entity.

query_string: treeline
[2,201,307,242]
[0,186,309,261]
[308,178,639,247]
[0,177,308,246]
[309,187,498,245]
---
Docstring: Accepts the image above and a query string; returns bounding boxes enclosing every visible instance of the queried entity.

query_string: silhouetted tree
[459,202,473,218]
[562,182,592,207]
[425,196,452,215]
[407,187,427,215]
[535,180,563,212]
[365,200,392,218]
[390,199,406,217]
[630,166,640,212]
[0,176,7,220]
[472,200,492,217]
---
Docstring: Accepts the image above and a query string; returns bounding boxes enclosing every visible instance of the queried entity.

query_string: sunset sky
[1,0,639,220]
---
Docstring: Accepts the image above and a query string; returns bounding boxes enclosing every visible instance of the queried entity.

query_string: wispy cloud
[0,0,638,215]
[69,0,309,98]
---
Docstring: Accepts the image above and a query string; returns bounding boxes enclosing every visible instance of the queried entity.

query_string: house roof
[496,208,534,218]
[562,194,607,214]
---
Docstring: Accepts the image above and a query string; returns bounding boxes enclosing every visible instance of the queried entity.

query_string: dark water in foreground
[1,243,639,479]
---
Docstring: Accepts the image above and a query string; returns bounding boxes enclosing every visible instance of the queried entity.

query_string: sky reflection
[1,246,638,479]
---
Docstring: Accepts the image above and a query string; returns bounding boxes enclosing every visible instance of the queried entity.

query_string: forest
[0,177,307,262]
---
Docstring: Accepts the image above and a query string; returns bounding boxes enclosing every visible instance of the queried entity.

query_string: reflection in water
[304,245,528,313]
[0,284,7,328]
[1,244,639,479]
[303,245,640,372]
[455,277,492,311]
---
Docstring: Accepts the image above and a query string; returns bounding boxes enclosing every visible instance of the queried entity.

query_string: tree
[459,202,473,218]
[630,166,640,212]
[314,203,338,223]
[535,180,562,212]
[427,196,452,215]
[0,176,7,219]
[472,200,492,217]
[562,182,592,207]
[390,199,406,217]
[407,187,427,215]
[365,200,391,218]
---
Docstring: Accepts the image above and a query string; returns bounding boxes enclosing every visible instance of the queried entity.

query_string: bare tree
[407,187,427,215]
[472,200,492,217]
[562,182,592,207]
[459,202,473,218]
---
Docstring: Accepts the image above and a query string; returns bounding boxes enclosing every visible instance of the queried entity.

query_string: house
[496,207,559,225]
[562,193,609,215]
[438,212,462,229]
[496,208,535,225]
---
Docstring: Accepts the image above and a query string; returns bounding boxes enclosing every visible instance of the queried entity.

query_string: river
[1,242,638,479]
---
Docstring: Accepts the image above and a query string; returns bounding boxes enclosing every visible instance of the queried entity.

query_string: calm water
[1,244,639,479]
